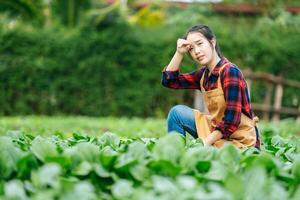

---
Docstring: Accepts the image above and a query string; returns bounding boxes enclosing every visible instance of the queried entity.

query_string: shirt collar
[205,57,229,76]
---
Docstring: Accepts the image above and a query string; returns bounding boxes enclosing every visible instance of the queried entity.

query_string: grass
[0,116,166,139]
[0,116,299,139]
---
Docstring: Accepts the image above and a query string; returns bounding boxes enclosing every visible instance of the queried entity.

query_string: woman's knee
[167,104,191,122]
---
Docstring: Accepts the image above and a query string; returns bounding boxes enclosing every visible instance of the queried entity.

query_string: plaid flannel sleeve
[161,67,204,90]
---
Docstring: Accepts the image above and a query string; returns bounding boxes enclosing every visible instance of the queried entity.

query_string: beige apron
[193,63,259,148]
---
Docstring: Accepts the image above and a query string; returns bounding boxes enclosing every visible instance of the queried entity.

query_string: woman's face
[186,32,216,66]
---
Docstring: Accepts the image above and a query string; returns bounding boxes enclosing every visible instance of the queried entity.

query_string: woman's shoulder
[221,60,244,78]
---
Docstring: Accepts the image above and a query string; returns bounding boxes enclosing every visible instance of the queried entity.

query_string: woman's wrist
[175,50,184,57]
[204,130,223,145]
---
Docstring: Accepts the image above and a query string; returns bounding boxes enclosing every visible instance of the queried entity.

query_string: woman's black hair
[183,24,222,58]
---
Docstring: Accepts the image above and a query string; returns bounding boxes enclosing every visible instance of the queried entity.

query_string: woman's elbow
[161,78,169,87]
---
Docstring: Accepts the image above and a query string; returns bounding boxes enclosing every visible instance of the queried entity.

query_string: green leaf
[98,132,120,150]
[151,175,196,199]
[217,144,241,171]
[176,175,197,191]
[240,154,258,168]
[292,159,300,181]
[152,134,185,165]
[16,153,39,179]
[73,161,93,176]
[139,137,157,151]
[60,181,97,200]
[242,147,260,156]
[204,161,228,181]
[0,180,4,195]
[243,166,268,199]
[284,147,297,162]
[127,141,149,162]
[199,183,232,199]
[271,135,286,147]
[243,166,288,200]
[31,163,61,188]
[72,133,90,142]
[152,175,177,194]
[6,131,33,151]
[93,163,111,178]
[31,190,57,200]
[75,142,100,163]
[181,146,215,173]
[185,137,204,148]
[291,185,300,200]
[0,136,25,178]
[111,179,134,199]
[99,146,118,169]
[30,136,59,162]
[148,160,181,177]
[115,154,138,176]
[4,180,28,200]
[195,161,211,173]
[224,171,244,200]
[129,162,151,181]
[65,142,99,166]
[276,171,295,184]
[115,141,148,172]
[252,153,280,174]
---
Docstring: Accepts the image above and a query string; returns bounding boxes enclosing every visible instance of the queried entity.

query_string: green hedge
[0,11,299,117]
[0,22,187,117]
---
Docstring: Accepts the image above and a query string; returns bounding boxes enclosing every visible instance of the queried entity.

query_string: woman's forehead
[186,32,206,43]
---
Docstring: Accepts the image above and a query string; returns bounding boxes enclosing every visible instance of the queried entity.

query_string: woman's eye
[197,43,203,46]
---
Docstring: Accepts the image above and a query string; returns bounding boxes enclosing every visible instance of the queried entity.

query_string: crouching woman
[161,24,260,149]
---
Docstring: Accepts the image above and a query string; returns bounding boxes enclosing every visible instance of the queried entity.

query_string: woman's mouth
[197,56,205,61]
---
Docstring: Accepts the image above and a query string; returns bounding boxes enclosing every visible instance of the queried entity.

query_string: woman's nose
[194,46,202,55]
[195,50,203,56]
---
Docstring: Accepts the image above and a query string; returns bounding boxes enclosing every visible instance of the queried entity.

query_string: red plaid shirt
[161,57,260,148]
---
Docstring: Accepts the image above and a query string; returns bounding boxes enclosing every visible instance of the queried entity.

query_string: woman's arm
[161,66,204,90]
[161,39,204,89]
[204,130,223,145]
[165,51,184,71]
[165,38,191,71]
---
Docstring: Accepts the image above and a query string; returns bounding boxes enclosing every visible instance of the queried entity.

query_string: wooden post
[297,106,300,123]
[272,83,283,122]
[262,83,273,121]
[244,68,252,99]
[246,78,252,99]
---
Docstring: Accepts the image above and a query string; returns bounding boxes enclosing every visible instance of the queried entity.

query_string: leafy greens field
[0,116,300,200]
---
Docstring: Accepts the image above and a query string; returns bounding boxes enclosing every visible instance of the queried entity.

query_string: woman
[161,24,260,149]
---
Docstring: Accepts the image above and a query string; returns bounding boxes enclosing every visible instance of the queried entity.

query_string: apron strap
[200,72,205,92]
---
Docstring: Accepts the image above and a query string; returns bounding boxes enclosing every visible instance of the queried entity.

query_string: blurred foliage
[0,121,299,199]
[0,116,166,138]
[0,0,44,25]
[0,1,299,117]
[223,0,299,5]
[0,116,299,138]
[0,21,177,117]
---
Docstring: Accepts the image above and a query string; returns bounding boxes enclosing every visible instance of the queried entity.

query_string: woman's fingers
[181,44,191,49]
[178,39,190,46]
[176,39,191,54]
